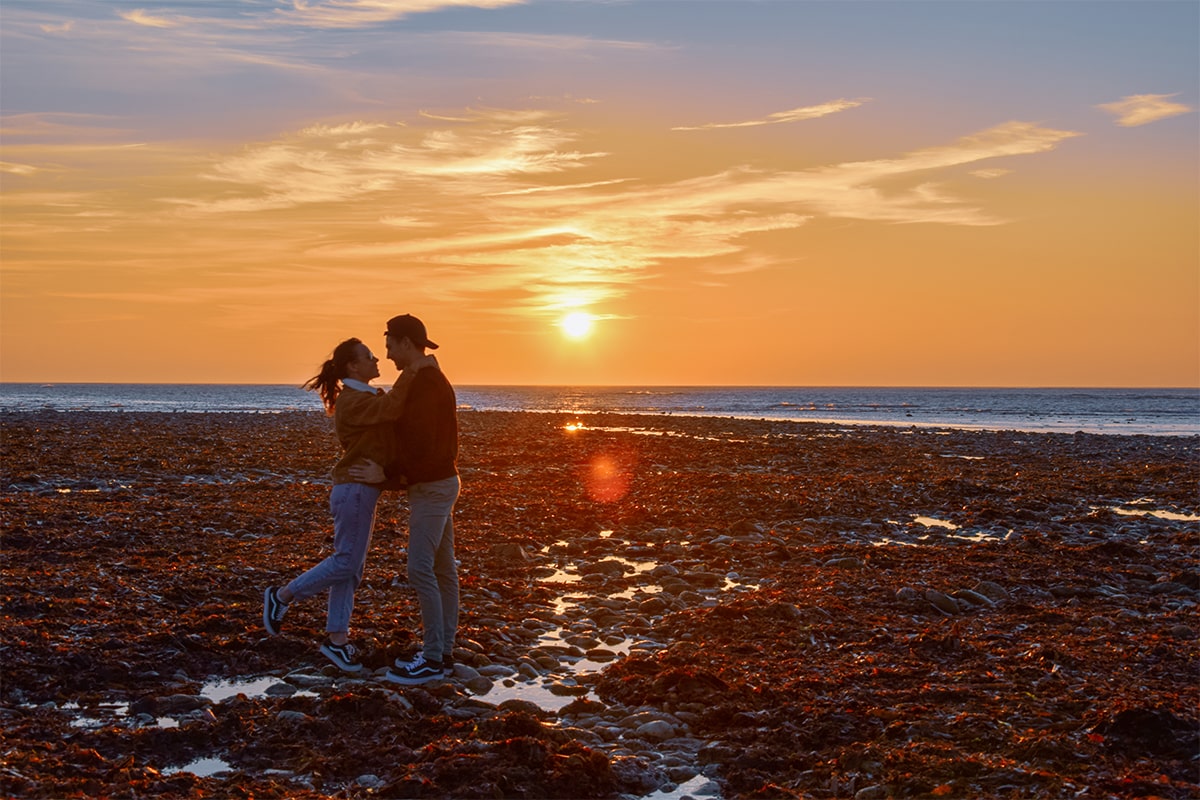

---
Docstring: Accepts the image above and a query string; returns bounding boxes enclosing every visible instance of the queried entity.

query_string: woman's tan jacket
[330,370,417,486]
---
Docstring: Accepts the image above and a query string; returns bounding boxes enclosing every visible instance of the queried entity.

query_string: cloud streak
[1097,93,1194,127]
[178,109,1078,317]
[273,0,527,29]
[0,105,1086,327]
[118,9,178,28]
[672,99,869,131]
[180,110,603,213]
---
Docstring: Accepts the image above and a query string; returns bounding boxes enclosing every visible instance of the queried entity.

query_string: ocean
[1,384,1197,436]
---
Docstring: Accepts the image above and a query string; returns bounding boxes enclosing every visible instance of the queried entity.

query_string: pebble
[156,694,212,713]
[464,676,494,694]
[974,580,1009,602]
[639,597,671,615]
[286,673,334,689]
[925,589,960,615]
[954,588,995,608]
[478,664,516,678]
[635,720,675,741]
[548,680,590,696]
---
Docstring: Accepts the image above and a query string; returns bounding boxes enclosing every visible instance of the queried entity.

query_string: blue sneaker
[385,653,442,685]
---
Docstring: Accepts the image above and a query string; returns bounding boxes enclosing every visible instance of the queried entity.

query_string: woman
[261,337,434,672]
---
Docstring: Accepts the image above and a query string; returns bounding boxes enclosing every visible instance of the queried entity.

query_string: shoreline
[3,383,1197,438]
[483,407,1200,438]
[4,406,1199,439]
[2,410,1197,798]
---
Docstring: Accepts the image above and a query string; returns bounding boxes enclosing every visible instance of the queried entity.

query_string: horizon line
[3,381,1197,391]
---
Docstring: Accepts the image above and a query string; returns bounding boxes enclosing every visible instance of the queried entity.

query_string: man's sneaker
[320,640,363,673]
[263,587,288,636]
[393,653,454,676]
[385,653,442,685]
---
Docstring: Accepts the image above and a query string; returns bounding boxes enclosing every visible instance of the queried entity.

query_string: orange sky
[2,1,1197,386]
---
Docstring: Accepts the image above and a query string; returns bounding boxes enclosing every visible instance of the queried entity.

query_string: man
[350,314,460,685]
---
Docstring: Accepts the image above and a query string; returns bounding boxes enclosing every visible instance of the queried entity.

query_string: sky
[1,0,1197,387]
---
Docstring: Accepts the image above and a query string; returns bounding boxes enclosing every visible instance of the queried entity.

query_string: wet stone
[954,588,995,607]
[635,720,675,741]
[155,694,212,713]
[974,580,1010,602]
[464,676,494,694]
[925,589,960,614]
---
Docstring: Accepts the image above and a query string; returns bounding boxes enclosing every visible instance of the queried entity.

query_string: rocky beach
[1,410,1197,799]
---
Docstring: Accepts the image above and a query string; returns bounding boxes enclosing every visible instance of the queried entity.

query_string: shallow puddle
[61,701,129,729]
[201,675,315,703]
[1109,504,1200,522]
[477,677,595,712]
[911,515,960,530]
[644,774,722,799]
[164,756,234,777]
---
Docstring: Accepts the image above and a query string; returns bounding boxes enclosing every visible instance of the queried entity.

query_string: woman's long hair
[302,338,362,415]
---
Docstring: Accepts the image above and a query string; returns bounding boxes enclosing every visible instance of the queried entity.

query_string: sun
[560,311,594,340]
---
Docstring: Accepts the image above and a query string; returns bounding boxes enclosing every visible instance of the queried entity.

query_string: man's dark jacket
[385,368,458,488]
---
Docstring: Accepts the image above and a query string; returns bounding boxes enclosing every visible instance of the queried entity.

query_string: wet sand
[1,410,1197,799]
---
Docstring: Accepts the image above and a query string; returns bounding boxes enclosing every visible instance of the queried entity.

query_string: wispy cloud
[118,9,179,28]
[180,109,602,213]
[239,112,1075,316]
[2,107,1083,327]
[672,98,869,131]
[825,122,1079,178]
[273,0,527,29]
[1097,93,1193,127]
[0,162,40,176]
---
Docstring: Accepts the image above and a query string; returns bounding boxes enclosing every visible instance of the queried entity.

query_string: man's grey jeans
[406,475,460,663]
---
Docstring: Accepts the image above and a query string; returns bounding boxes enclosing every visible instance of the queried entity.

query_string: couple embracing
[262,314,459,686]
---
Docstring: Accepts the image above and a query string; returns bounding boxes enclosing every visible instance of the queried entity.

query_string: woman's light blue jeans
[407,476,460,663]
[286,482,380,635]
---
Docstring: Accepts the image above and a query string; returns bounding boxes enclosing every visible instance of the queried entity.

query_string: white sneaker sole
[383,669,440,685]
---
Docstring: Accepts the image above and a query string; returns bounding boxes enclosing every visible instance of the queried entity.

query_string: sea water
[1,384,1196,436]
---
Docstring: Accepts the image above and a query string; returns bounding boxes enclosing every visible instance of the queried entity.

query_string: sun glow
[560,311,594,340]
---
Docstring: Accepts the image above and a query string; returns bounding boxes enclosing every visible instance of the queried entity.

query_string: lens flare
[585,454,630,503]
